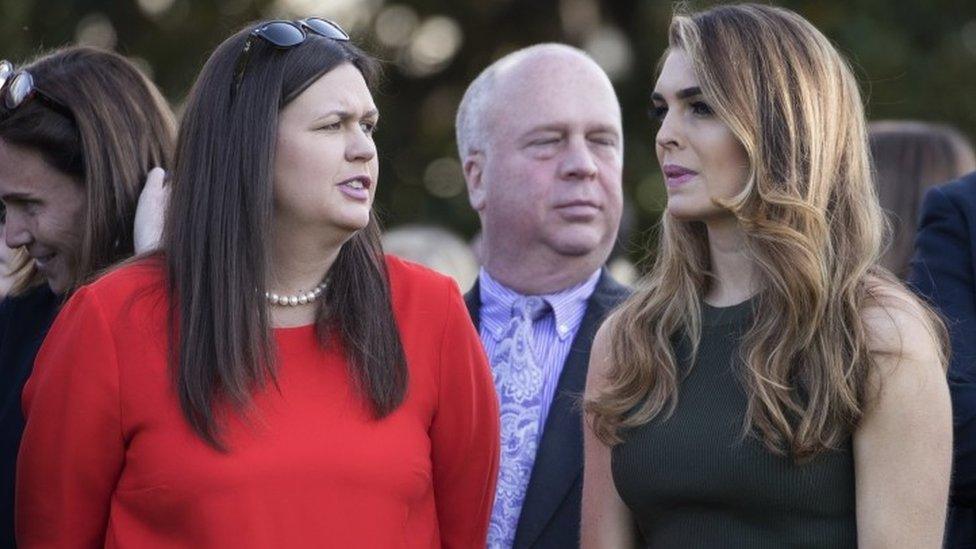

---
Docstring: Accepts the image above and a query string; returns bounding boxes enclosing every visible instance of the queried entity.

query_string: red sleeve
[430,278,500,548]
[17,286,124,547]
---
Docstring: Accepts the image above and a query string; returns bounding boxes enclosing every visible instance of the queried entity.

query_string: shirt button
[558,324,568,333]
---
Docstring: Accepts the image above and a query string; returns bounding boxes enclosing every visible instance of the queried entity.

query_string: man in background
[912,171,976,548]
[457,43,630,549]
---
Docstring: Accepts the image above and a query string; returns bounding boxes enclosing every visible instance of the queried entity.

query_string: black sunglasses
[232,18,350,97]
[0,60,73,119]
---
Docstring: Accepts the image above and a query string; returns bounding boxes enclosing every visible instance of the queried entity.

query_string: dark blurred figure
[870,120,976,278]
[0,46,175,547]
[912,168,976,549]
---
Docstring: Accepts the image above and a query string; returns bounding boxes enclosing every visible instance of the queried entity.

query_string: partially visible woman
[0,46,175,547]
[869,120,976,278]
[17,19,499,547]
[582,4,951,548]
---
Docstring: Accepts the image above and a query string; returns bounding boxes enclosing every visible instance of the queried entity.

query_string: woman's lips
[31,253,58,278]
[337,184,369,201]
[662,164,698,188]
[666,173,696,187]
[32,252,56,272]
[337,176,371,201]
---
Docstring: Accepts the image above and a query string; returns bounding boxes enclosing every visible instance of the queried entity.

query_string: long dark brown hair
[0,46,176,295]
[164,23,407,448]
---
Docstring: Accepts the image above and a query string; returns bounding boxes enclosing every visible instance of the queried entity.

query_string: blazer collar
[466,270,631,549]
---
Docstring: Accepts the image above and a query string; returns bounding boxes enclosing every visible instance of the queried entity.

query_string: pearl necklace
[265,280,328,307]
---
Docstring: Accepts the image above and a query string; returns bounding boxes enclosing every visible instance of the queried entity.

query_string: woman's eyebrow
[312,108,380,123]
[650,86,703,102]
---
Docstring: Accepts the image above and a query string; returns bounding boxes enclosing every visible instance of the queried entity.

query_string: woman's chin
[666,205,703,222]
[325,214,371,237]
[666,201,732,224]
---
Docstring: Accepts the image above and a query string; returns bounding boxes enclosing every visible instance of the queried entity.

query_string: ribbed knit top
[611,298,857,548]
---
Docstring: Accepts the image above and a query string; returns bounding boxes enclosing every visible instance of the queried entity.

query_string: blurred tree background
[1,0,975,261]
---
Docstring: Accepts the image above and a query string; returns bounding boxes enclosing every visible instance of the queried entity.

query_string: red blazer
[17,256,499,548]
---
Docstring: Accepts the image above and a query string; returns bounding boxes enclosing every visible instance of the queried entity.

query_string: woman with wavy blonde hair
[581,4,952,547]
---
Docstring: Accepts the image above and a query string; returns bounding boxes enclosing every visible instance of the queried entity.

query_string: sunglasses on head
[0,60,73,119]
[232,17,350,97]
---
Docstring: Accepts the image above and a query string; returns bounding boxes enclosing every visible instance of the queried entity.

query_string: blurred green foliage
[1,0,974,259]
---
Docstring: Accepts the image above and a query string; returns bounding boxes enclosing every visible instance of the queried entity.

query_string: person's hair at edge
[586,3,948,461]
[869,120,976,278]
[0,46,176,296]
[161,21,406,449]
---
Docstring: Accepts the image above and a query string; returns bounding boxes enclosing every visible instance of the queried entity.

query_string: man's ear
[463,151,487,211]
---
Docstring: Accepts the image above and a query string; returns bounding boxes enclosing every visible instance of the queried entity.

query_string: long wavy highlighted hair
[586,3,947,460]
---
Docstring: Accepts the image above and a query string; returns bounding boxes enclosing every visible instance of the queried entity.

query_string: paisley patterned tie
[487,296,550,549]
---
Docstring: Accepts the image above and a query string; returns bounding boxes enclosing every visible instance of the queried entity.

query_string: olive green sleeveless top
[611,299,857,548]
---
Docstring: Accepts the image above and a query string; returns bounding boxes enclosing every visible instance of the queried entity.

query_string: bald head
[455,43,624,294]
[455,43,620,162]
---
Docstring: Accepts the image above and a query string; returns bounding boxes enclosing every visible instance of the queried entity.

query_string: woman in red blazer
[17,19,500,548]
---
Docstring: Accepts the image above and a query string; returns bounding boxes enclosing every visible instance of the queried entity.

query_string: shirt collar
[478,268,602,341]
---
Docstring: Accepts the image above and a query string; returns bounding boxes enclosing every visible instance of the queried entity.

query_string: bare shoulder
[859,280,947,404]
[853,284,952,549]
[861,281,942,363]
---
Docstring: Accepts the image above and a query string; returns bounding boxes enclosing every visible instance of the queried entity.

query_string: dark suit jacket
[465,270,630,549]
[910,172,976,548]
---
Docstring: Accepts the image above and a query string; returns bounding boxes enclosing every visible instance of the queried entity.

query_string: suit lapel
[513,272,628,549]
[464,279,482,329]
